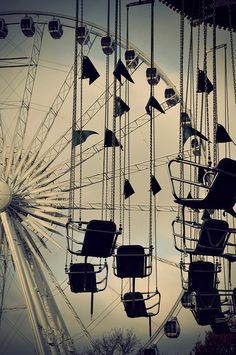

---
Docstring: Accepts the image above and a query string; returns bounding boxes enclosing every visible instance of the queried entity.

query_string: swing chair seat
[173,158,236,214]
[68,263,97,293]
[191,289,222,326]
[123,292,148,318]
[172,218,231,256]
[122,290,160,318]
[211,315,231,335]
[188,261,216,293]
[115,245,151,278]
[188,219,230,256]
[80,219,118,258]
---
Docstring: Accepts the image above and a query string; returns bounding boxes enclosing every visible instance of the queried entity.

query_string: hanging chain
[228,0,236,104]
[68,0,79,265]
[118,0,122,230]
[202,0,211,166]
[101,0,111,220]
[79,0,84,223]
[149,0,154,250]
[212,0,218,165]
[111,0,119,221]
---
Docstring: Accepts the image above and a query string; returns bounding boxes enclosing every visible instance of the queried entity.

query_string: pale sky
[0,1,236,354]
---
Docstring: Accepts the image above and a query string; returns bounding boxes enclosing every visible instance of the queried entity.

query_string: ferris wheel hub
[0,181,12,212]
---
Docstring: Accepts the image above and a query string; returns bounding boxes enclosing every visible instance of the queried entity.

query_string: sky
[0,1,236,354]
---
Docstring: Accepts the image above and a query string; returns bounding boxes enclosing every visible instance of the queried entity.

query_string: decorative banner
[82,56,100,85]
[113,59,134,84]
[145,95,165,115]
[104,128,122,149]
[72,130,98,147]
[115,97,130,117]
[183,125,208,145]
[151,175,161,195]
[197,69,213,94]
[216,123,234,143]
[123,179,135,199]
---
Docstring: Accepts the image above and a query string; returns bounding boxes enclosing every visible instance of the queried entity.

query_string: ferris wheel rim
[0,9,180,98]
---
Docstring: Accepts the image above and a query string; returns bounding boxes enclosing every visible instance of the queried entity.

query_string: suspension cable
[79,0,84,223]
[202,0,211,167]
[67,0,79,266]
[212,0,218,165]
[101,0,111,220]
[228,0,236,105]
[111,0,119,222]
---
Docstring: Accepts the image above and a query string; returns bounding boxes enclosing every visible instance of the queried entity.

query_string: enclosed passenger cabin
[125,49,139,69]
[114,245,152,278]
[144,346,160,355]
[20,16,35,37]
[48,19,63,39]
[191,137,201,156]
[0,19,8,39]
[77,25,90,45]
[180,112,191,125]
[164,88,178,107]
[164,317,181,338]
[101,36,114,55]
[181,291,193,308]
[146,67,160,86]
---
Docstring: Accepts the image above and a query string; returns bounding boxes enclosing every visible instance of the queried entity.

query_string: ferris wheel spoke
[18,218,93,347]
[12,214,77,353]
[18,213,65,251]
[0,211,54,354]
[5,23,45,183]
[12,38,95,185]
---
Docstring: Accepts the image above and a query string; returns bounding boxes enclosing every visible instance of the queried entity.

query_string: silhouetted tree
[83,328,140,355]
[190,330,236,355]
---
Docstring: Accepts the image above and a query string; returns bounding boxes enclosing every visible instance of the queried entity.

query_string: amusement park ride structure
[0,0,236,354]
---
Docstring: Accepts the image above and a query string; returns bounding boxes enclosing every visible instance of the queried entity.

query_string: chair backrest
[115,245,146,278]
[123,292,148,318]
[81,220,117,258]
[68,263,97,293]
[203,158,236,209]
[188,261,216,292]
[194,219,229,256]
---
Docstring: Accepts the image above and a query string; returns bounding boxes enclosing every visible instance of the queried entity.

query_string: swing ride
[0,0,236,354]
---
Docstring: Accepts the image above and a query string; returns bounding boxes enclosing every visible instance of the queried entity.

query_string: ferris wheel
[0,2,186,354]
[0,1,235,354]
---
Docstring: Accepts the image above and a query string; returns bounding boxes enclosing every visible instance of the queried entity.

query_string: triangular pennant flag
[201,209,211,220]
[151,175,161,195]
[197,69,213,94]
[123,179,135,199]
[115,97,130,117]
[82,56,100,85]
[113,59,134,84]
[216,123,233,143]
[145,96,165,115]
[187,191,192,199]
[183,125,208,145]
[72,130,98,147]
[104,128,122,149]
